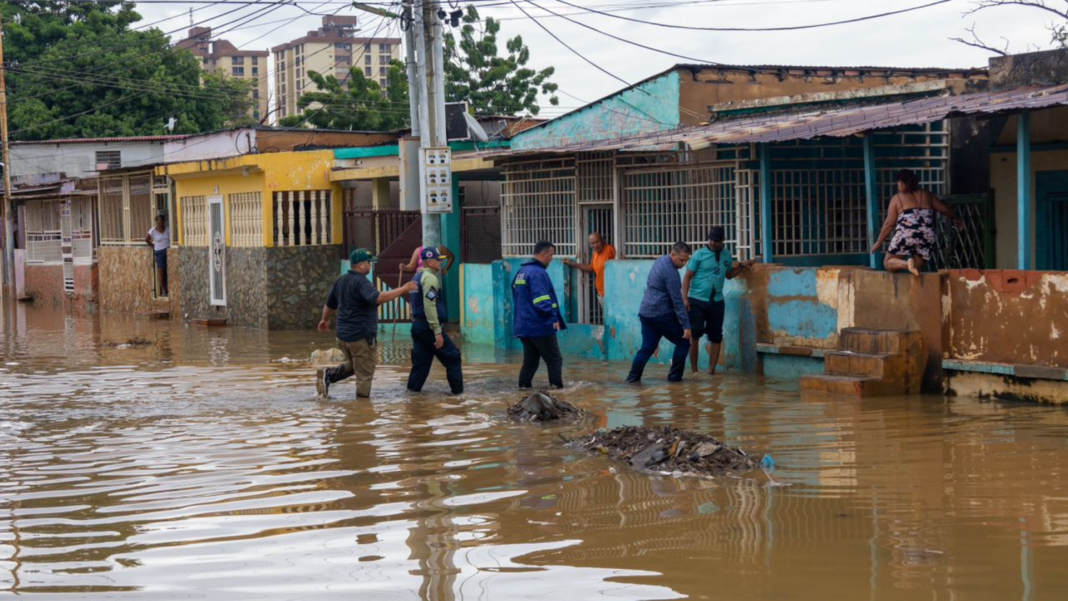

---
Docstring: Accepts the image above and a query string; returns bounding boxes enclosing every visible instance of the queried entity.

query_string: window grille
[232,56,244,65]
[182,195,208,247]
[95,150,121,170]
[99,177,126,244]
[273,191,332,247]
[576,152,614,205]
[71,198,94,263]
[500,158,576,257]
[228,192,264,247]
[24,201,63,264]
[770,167,867,257]
[620,162,739,259]
[129,174,154,242]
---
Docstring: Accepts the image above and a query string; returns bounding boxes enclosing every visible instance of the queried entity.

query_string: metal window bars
[181,195,209,247]
[228,192,264,247]
[500,158,577,257]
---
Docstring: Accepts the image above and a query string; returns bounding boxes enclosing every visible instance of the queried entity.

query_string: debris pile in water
[508,392,588,423]
[576,426,757,477]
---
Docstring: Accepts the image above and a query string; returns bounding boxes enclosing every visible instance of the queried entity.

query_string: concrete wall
[461,263,496,345]
[943,270,1068,368]
[510,72,682,150]
[990,108,1068,268]
[99,247,181,317]
[23,265,65,307]
[10,141,167,180]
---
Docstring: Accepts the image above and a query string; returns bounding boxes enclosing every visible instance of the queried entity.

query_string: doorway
[208,196,227,306]
[1037,171,1068,271]
[579,205,614,325]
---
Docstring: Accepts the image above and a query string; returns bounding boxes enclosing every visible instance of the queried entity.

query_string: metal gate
[460,182,502,264]
[208,196,226,306]
[579,206,613,325]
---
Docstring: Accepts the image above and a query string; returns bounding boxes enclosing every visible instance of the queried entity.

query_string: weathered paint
[462,263,496,346]
[943,269,1068,369]
[768,300,838,343]
[510,72,681,151]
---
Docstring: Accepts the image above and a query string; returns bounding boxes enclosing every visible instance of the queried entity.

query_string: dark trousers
[627,314,691,383]
[407,320,463,394]
[518,335,563,389]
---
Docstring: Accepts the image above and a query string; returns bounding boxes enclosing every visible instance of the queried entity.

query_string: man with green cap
[317,248,416,398]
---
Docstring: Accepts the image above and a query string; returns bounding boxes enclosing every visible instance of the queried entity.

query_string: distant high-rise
[272,16,402,123]
[178,27,270,121]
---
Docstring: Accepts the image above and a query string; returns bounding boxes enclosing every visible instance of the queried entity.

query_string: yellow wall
[990,149,1068,268]
[160,150,343,248]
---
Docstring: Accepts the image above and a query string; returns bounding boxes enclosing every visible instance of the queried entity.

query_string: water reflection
[2,301,1068,600]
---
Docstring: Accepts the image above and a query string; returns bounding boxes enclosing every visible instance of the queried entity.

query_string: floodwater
[2,303,1068,601]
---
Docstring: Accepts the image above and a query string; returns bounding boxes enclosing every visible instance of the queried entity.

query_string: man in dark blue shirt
[316,248,416,399]
[512,240,566,389]
[626,241,693,383]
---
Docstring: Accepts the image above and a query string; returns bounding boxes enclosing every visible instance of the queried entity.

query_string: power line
[549,0,957,32]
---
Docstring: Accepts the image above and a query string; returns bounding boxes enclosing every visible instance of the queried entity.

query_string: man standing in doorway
[562,232,616,312]
[682,227,754,376]
[626,242,693,384]
[145,214,170,296]
[406,247,463,395]
[513,240,566,389]
[317,248,417,399]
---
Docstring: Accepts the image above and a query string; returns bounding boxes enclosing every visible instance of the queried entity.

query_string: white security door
[208,195,227,306]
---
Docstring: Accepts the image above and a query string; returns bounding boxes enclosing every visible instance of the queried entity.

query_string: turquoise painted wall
[765,267,838,346]
[462,263,496,345]
[510,72,682,151]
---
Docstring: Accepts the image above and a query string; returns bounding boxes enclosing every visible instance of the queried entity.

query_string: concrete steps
[801,329,924,397]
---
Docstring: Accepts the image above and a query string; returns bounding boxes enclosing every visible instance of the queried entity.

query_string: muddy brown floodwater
[2,302,1068,600]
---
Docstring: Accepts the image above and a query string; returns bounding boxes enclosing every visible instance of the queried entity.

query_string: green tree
[444,6,559,116]
[3,1,254,141]
[279,61,410,131]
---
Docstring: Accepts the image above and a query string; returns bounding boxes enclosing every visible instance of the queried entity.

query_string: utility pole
[0,15,15,295]
[418,0,445,248]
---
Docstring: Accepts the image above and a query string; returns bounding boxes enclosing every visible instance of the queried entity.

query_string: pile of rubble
[575,426,757,477]
[508,392,588,423]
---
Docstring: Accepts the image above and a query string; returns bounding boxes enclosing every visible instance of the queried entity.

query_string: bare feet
[907,257,921,277]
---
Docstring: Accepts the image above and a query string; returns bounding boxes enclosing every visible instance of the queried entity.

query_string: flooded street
[3,303,1068,600]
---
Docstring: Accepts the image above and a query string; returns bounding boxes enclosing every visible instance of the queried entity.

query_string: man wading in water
[317,249,416,399]
[406,247,463,395]
[682,227,753,376]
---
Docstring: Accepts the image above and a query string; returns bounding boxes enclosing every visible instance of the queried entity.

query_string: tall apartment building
[272,16,402,122]
[178,27,270,121]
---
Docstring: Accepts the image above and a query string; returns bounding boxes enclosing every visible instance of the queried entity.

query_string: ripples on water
[2,303,1068,600]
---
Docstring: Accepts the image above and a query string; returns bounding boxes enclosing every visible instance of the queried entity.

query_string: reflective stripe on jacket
[511,260,566,338]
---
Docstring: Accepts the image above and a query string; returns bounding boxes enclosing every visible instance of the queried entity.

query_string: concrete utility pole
[417,0,443,248]
[0,15,15,294]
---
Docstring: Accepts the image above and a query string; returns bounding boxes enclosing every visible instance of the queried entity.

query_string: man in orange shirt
[563,232,616,310]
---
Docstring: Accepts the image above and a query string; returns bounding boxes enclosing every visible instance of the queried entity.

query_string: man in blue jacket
[512,240,566,389]
[626,241,693,384]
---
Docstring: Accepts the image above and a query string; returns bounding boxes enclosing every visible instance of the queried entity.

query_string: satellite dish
[165,117,177,133]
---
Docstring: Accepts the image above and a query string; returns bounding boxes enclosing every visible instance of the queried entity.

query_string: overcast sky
[135,0,1062,117]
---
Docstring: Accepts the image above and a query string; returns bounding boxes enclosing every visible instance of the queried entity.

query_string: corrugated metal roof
[486,84,1068,157]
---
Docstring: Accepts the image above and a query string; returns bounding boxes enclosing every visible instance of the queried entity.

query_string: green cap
[349,248,377,265]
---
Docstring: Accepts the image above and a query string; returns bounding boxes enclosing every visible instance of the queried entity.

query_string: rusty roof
[486,83,1068,157]
[11,136,186,145]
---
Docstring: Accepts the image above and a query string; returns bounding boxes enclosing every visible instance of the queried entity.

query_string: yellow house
[156,150,345,329]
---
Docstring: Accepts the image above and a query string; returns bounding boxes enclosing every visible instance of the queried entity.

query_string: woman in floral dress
[871,169,964,276]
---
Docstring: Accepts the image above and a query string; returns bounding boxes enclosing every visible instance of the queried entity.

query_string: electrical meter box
[419,147,453,214]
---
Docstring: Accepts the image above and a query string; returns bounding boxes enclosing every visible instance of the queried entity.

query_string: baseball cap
[421,247,441,261]
[349,248,377,265]
[707,226,726,242]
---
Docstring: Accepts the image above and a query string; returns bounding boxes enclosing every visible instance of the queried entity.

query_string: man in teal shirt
[682,227,753,375]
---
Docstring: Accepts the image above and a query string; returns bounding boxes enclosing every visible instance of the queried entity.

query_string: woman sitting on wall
[871,169,964,276]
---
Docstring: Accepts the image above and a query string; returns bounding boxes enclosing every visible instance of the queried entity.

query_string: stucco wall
[944,269,1068,369]
[10,141,166,180]
[99,247,181,317]
[511,72,682,150]
[461,263,496,345]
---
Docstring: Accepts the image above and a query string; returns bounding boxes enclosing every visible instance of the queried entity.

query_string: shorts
[154,249,168,270]
[688,298,725,343]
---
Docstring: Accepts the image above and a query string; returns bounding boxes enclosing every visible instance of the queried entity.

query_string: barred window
[621,162,739,259]
[273,191,332,247]
[501,159,576,257]
[228,192,264,247]
[24,200,63,264]
[181,195,208,247]
[99,177,126,244]
[95,150,121,171]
